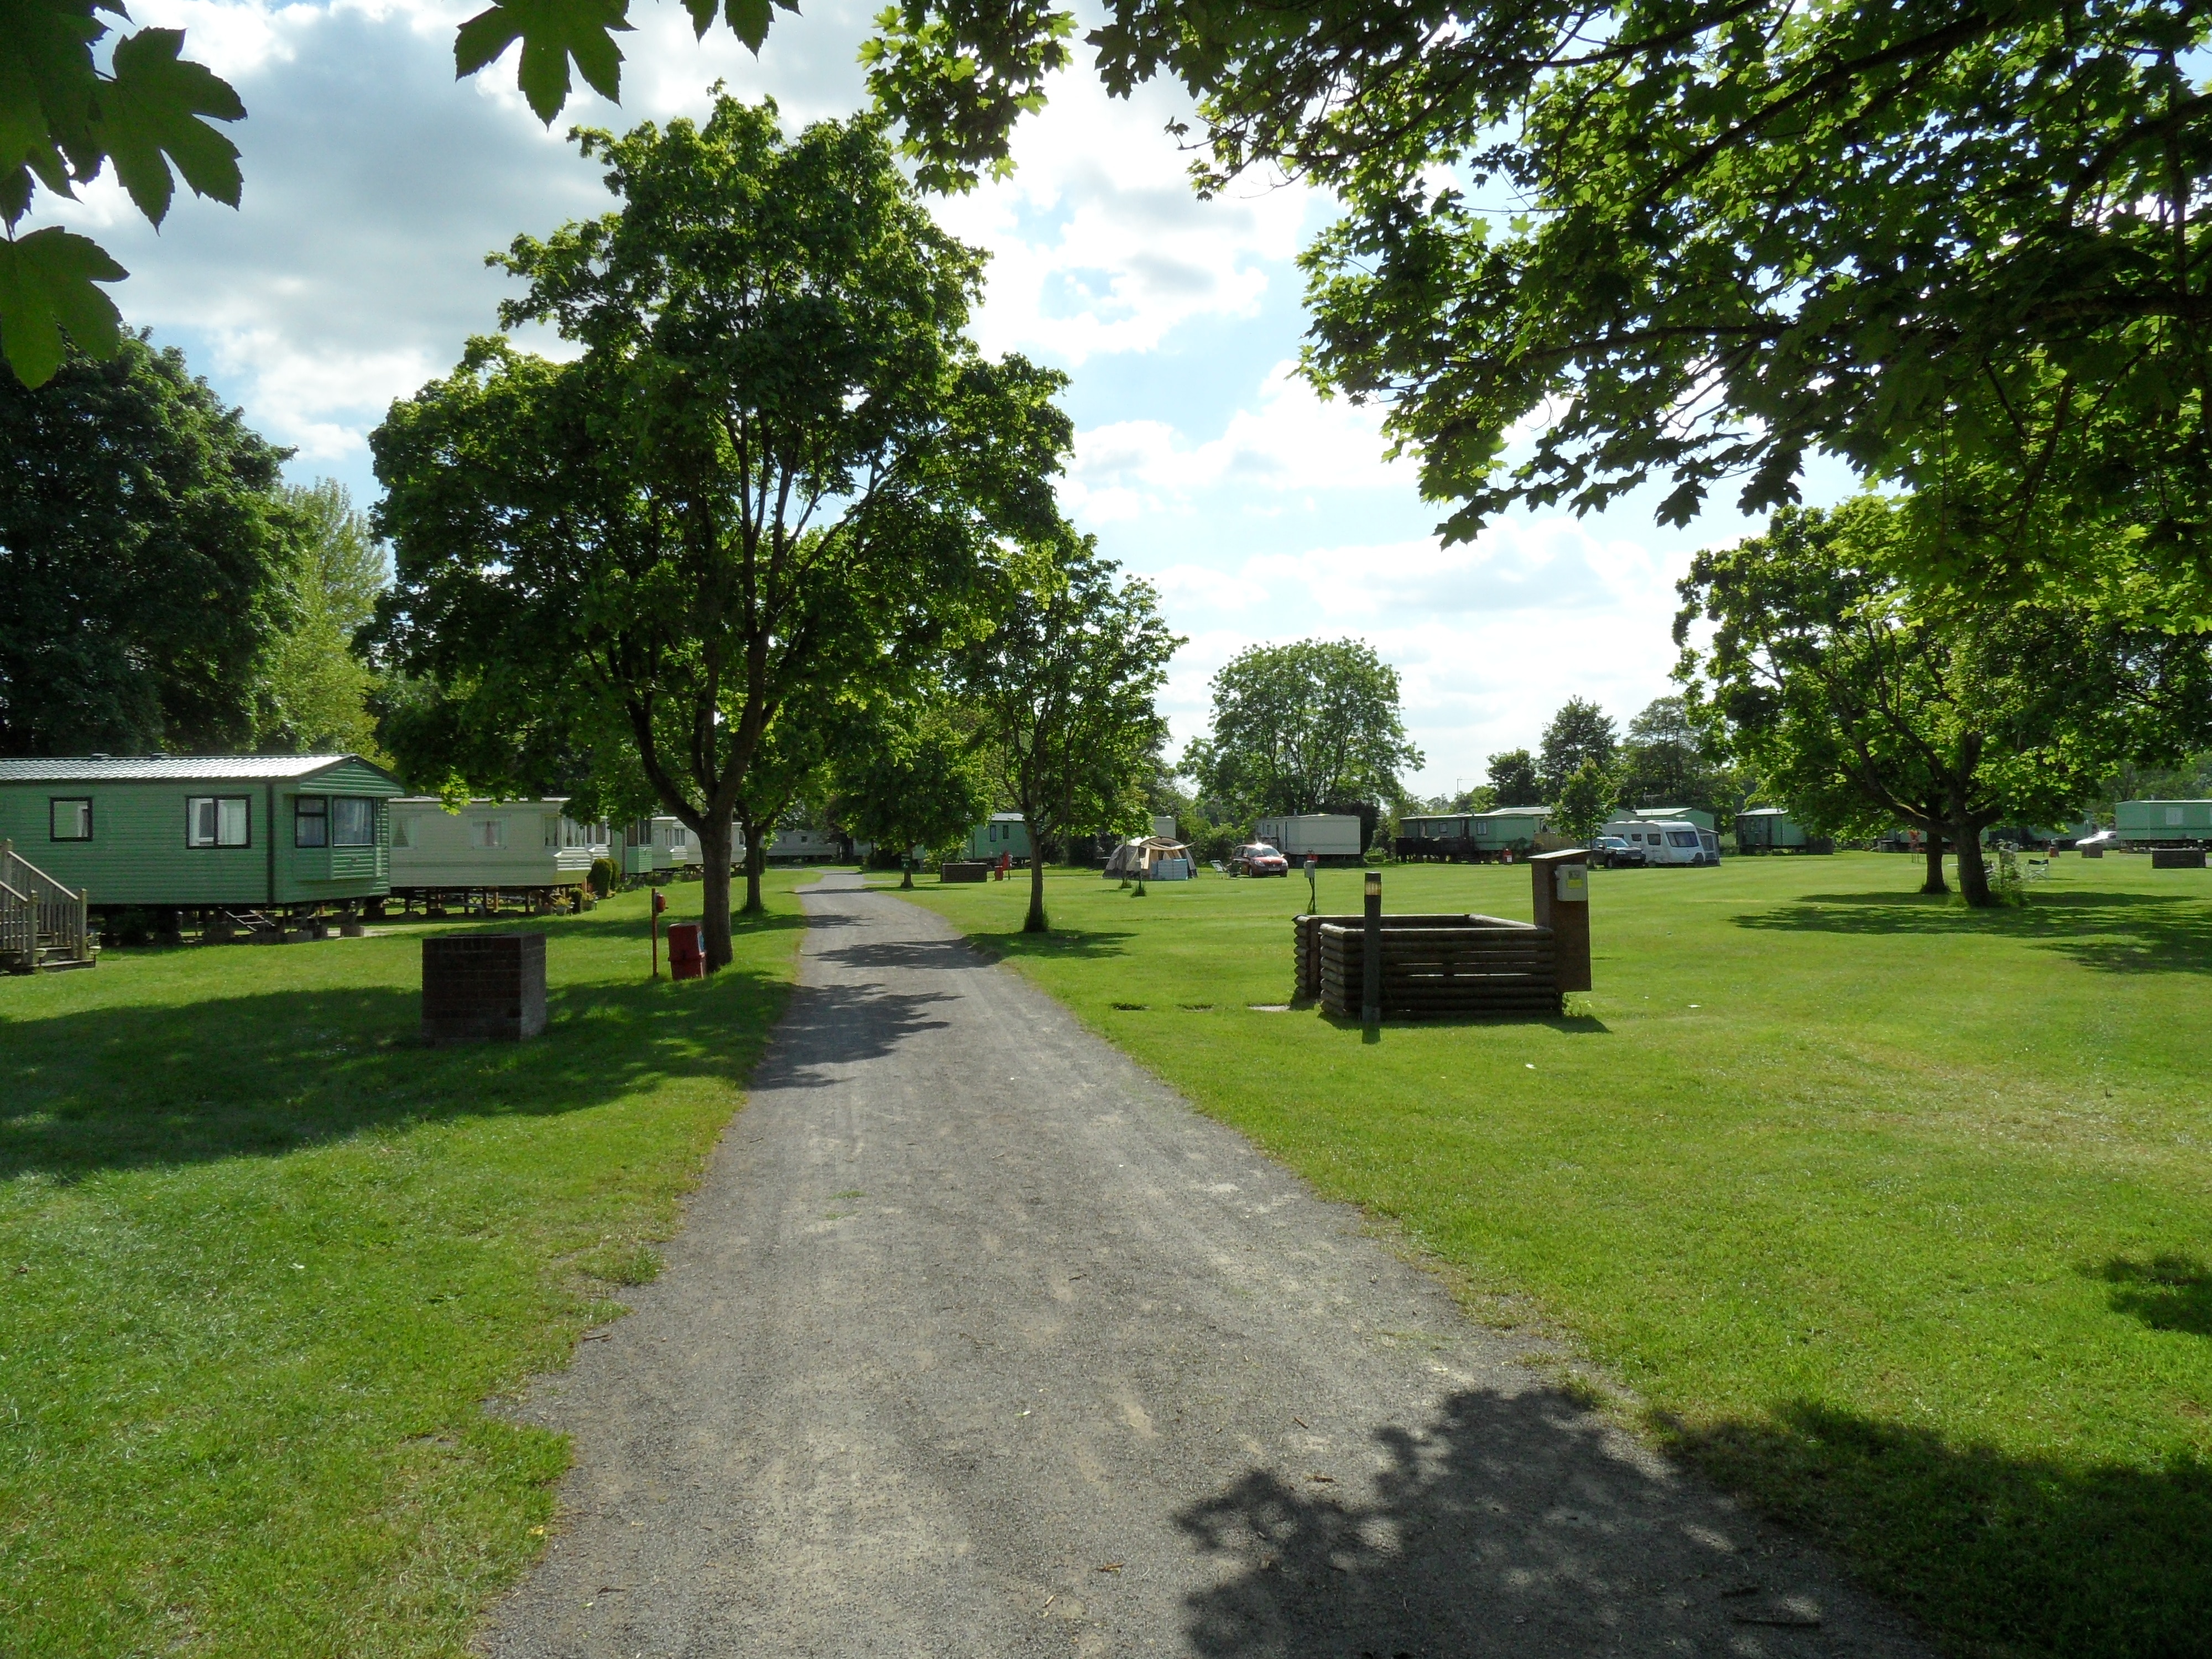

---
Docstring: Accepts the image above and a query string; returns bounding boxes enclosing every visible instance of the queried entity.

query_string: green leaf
[453,0,630,125]
[724,0,771,53]
[680,0,716,37]
[0,224,126,386]
[91,27,243,224]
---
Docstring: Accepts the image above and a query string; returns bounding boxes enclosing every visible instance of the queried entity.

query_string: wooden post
[1362,868,1382,1026]
[1529,848,1592,993]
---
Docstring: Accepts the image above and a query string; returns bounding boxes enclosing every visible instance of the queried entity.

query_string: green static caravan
[2116,800,2212,848]
[1616,804,1718,834]
[1734,807,1832,853]
[388,798,608,910]
[1395,806,1559,863]
[0,754,402,918]
[966,813,1032,863]
[619,816,708,878]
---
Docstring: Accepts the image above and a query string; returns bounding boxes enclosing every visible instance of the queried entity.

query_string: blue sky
[46,0,1844,796]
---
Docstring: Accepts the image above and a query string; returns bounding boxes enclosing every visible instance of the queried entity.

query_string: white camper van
[1601,816,1721,867]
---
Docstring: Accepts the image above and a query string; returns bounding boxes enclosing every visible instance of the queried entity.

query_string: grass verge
[902,853,2212,1658]
[1,876,806,1657]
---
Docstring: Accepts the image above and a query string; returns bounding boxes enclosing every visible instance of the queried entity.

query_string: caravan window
[332,798,376,846]
[392,815,414,849]
[50,797,92,841]
[187,796,248,848]
[471,817,505,849]
[293,796,328,847]
[1667,831,1700,848]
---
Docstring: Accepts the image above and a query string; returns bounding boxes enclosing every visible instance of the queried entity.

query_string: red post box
[665,921,705,980]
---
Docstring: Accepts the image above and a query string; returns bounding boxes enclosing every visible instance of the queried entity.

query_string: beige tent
[1103,836,1193,879]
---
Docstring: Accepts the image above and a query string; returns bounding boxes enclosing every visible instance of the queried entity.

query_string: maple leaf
[0,223,124,385]
[90,27,244,224]
[455,0,630,126]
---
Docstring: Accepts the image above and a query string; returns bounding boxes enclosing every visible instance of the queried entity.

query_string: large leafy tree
[1536,697,1616,798]
[1185,638,1422,822]
[370,99,1070,969]
[0,335,298,755]
[860,1,2212,598]
[1678,499,2212,905]
[261,480,390,758]
[830,697,991,888]
[1614,695,1736,823]
[1485,747,1542,807]
[957,542,1181,934]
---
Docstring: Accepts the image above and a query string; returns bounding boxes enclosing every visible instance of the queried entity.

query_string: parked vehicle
[1229,842,1291,877]
[1588,836,1645,868]
[1601,816,1721,866]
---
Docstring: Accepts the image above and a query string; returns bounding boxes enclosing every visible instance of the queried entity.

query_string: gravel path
[481,874,1926,1658]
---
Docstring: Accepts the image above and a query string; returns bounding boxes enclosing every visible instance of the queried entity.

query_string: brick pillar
[421,933,547,1045]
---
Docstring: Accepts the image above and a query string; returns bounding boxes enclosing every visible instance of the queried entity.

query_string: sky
[45,0,1846,797]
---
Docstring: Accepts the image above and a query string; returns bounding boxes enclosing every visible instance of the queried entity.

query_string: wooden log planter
[1293,912,1562,1019]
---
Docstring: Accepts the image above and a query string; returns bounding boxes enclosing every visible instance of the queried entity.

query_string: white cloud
[1065,361,1408,522]
[934,66,1316,363]
[1138,518,1694,791]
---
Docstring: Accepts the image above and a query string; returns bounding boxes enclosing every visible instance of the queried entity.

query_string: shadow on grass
[2097,1256,2212,1337]
[1732,889,2212,975]
[1,914,802,1182]
[957,927,1139,964]
[1314,1011,1613,1035]
[1670,1401,2212,1659]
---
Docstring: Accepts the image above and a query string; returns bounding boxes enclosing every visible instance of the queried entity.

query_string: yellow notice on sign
[1554,863,1589,903]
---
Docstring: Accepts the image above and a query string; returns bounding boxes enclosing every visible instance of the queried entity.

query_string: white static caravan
[766,827,842,863]
[1252,813,1364,862]
[1602,815,1721,866]
[389,799,608,908]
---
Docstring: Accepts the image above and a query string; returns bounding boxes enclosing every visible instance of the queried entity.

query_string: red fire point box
[665,921,705,980]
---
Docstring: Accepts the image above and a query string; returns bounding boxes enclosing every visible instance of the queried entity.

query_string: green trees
[1678,499,2212,905]
[1184,638,1421,825]
[261,482,388,758]
[1551,760,1613,844]
[371,99,1070,969]
[0,337,298,755]
[831,701,989,888]
[957,544,1180,933]
[1536,698,1615,799]
[844,0,2212,596]
[1485,748,1542,808]
[1613,696,1736,826]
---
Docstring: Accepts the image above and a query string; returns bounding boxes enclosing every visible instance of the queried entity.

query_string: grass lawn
[1,877,807,1658]
[902,853,2212,1659]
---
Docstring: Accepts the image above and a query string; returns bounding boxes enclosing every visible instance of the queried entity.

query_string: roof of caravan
[0,753,395,784]
[394,796,573,806]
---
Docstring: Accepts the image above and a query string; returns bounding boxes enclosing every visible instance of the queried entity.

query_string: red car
[1230,842,1290,877]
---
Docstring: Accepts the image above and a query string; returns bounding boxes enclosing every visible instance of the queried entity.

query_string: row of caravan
[0,754,849,922]
[388,801,851,891]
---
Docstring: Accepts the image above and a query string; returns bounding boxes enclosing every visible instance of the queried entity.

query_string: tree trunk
[1921,834,1948,895]
[899,860,914,890]
[700,816,734,970]
[739,815,765,914]
[1953,817,1995,906]
[1024,816,1048,933]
